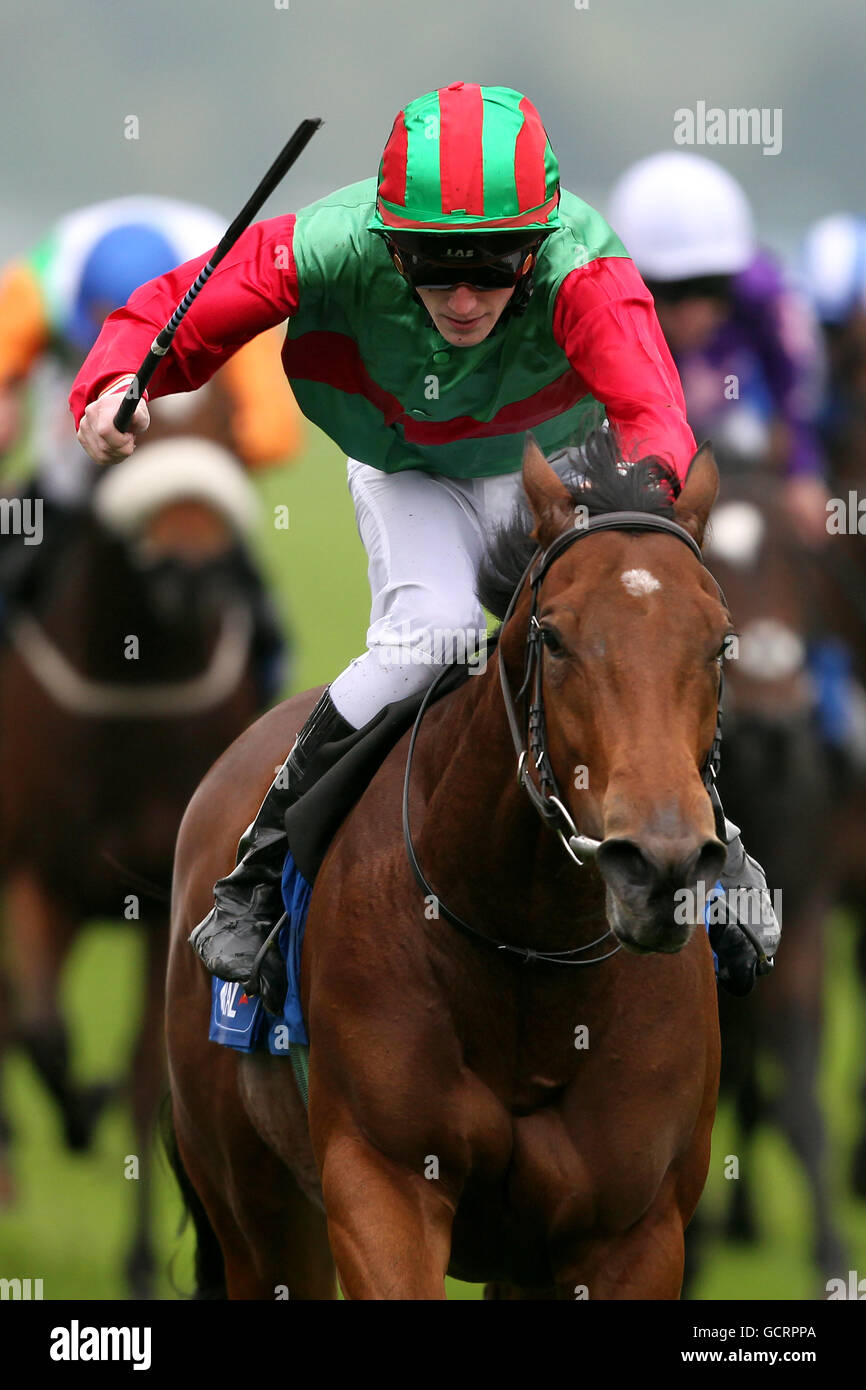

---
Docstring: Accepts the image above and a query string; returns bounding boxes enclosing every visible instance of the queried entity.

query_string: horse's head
[703,477,813,726]
[515,432,730,955]
[91,438,261,622]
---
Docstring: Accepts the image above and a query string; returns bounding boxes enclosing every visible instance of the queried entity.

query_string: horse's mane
[476,428,680,620]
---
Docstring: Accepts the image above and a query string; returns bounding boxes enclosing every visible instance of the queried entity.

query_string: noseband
[402,509,725,966]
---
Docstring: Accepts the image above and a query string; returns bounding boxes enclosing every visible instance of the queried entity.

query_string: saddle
[208,643,495,1079]
[283,650,489,882]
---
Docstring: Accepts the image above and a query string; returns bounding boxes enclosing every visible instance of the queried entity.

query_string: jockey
[798,213,866,769]
[799,212,866,449]
[608,155,866,768]
[71,83,779,997]
[607,152,829,545]
[0,195,302,700]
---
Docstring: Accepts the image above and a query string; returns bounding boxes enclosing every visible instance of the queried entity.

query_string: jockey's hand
[76,375,150,465]
[783,473,832,548]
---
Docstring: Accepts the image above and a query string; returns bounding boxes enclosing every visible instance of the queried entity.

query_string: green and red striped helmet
[369,82,561,238]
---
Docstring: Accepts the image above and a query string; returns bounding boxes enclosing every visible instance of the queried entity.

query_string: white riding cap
[92,437,260,539]
[607,151,756,281]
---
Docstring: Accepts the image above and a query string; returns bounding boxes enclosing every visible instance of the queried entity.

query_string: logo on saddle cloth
[209,978,265,1050]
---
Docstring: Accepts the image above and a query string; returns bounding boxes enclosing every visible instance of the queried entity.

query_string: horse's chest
[448,1024,707,1288]
[449,1101,670,1287]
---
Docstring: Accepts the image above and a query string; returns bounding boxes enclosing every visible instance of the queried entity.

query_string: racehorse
[0,435,269,1296]
[814,320,866,1197]
[166,431,730,1300]
[682,463,846,1290]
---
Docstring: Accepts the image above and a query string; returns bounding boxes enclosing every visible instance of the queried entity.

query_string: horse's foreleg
[0,966,16,1204]
[850,892,866,1197]
[173,1094,336,1302]
[766,907,846,1279]
[320,1132,456,1299]
[125,920,169,1299]
[554,1186,687,1300]
[4,871,107,1150]
[483,1281,557,1299]
[722,1011,762,1244]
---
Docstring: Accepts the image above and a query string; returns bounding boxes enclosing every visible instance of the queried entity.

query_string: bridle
[402,508,726,967]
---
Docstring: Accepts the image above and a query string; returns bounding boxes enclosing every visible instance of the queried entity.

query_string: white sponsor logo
[219,980,240,1018]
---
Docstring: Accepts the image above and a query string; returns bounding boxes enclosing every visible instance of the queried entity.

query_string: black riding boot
[706,782,781,996]
[189,688,354,1004]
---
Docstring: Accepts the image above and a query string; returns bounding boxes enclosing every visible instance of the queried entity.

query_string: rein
[8,603,253,719]
[402,509,725,967]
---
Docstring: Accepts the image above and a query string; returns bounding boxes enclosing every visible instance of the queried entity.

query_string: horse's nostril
[692,838,727,888]
[598,836,728,898]
[596,839,655,892]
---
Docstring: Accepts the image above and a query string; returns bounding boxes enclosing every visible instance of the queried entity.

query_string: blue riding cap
[68,222,178,352]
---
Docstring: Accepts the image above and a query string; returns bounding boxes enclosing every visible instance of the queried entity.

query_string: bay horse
[166,432,730,1300]
[682,462,846,1290]
[812,315,866,1196]
[0,435,269,1295]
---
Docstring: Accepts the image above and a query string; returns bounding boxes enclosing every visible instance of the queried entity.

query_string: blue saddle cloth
[808,638,858,749]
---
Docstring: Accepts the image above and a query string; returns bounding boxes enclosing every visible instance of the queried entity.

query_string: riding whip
[113,117,322,432]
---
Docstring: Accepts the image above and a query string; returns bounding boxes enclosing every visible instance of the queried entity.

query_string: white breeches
[329,454,567,729]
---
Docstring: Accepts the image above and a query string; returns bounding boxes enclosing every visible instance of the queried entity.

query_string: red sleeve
[552,257,696,483]
[69,215,300,428]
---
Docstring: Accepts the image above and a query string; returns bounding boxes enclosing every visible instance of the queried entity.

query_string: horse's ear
[673,441,719,549]
[522,434,575,544]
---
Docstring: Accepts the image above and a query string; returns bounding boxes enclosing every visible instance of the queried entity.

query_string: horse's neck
[412,632,607,952]
[48,528,217,682]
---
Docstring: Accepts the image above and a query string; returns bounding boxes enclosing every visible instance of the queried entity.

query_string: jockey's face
[644,276,733,357]
[416,283,516,346]
[654,296,729,355]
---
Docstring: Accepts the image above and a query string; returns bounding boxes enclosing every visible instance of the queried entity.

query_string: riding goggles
[386,231,545,290]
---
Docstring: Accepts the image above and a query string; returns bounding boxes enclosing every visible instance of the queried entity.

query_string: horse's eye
[540,626,565,656]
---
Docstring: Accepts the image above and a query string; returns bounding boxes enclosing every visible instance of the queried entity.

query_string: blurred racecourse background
[1,0,864,263]
[1,0,865,1301]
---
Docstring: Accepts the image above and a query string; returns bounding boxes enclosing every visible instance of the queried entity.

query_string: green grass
[1,424,865,1299]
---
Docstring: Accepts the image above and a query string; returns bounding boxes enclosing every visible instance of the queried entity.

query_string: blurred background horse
[684,455,847,1290]
[0,422,282,1296]
[812,307,866,1197]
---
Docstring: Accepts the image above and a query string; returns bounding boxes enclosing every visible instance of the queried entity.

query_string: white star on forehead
[621,568,661,596]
